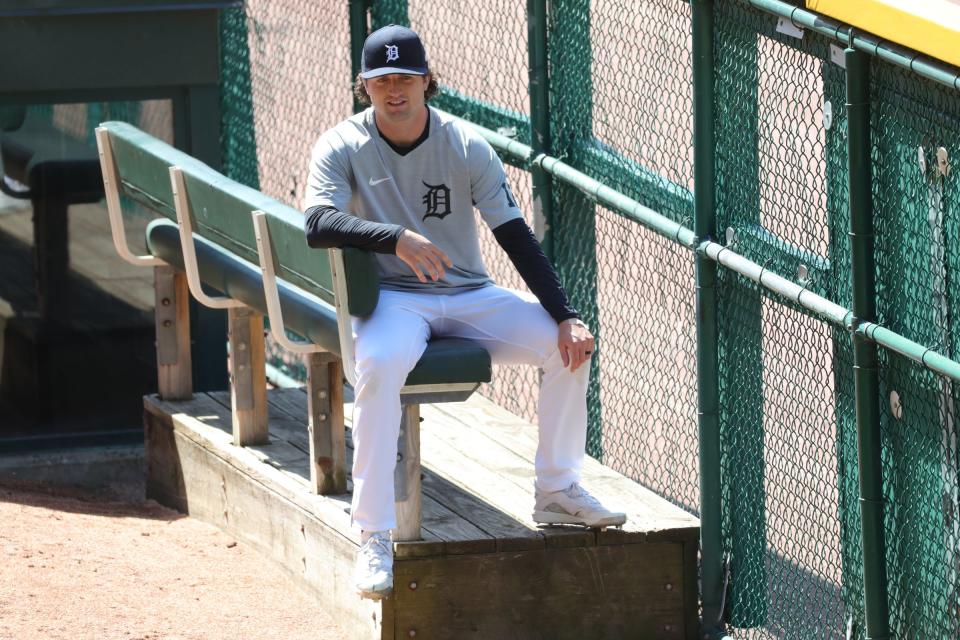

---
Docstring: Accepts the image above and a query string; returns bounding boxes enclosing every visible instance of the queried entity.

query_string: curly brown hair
[353,72,440,106]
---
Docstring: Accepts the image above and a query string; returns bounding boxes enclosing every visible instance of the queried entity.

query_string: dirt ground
[0,481,349,640]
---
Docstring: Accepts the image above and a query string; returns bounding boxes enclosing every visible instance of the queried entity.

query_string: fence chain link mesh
[220,1,352,382]
[588,0,698,511]
[215,0,960,636]
[872,60,960,640]
[714,2,858,636]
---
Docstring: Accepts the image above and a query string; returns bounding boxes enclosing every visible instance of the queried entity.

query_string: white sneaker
[354,531,393,599]
[533,482,627,528]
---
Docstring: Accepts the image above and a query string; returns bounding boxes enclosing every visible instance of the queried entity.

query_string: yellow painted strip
[807,0,960,68]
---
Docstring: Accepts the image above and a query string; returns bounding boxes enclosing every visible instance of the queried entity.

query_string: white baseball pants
[349,284,589,533]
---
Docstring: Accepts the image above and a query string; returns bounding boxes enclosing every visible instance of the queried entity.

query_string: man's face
[364,73,430,124]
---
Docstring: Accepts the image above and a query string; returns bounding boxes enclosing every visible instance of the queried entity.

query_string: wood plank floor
[148,387,698,559]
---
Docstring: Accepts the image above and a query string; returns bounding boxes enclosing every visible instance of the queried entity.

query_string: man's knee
[355,348,411,391]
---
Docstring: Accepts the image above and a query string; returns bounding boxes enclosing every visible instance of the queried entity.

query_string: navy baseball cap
[360,25,429,79]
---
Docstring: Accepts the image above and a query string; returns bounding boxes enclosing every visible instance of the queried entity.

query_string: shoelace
[360,533,392,569]
[564,483,605,510]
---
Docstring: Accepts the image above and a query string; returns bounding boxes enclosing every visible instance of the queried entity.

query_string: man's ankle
[361,529,388,543]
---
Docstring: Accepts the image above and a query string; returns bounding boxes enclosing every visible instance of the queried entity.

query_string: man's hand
[558,318,594,372]
[395,230,453,283]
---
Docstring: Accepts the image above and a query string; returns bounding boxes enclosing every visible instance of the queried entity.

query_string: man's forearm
[304,205,405,253]
[492,218,579,323]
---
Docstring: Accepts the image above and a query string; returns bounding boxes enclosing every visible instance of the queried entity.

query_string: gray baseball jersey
[304,107,523,294]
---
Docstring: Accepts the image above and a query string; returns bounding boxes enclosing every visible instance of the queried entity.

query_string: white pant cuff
[352,518,397,534]
[534,474,580,494]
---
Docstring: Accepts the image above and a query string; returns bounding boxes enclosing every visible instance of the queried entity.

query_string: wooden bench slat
[264,388,534,550]
[145,392,357,539]
[432,397,700,532]
[207,389,492,553]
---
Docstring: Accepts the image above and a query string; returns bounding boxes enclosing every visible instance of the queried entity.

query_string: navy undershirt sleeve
[491,217,579,323]
[304,205,405,253]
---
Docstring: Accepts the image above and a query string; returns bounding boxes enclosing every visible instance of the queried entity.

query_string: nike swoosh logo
[369,177,392,186]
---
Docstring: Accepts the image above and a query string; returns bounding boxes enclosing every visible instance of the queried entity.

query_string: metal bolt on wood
[409,581,417,590]
[161,297,170,306]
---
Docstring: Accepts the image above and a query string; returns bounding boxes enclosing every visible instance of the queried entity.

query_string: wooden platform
[144,388,700,640]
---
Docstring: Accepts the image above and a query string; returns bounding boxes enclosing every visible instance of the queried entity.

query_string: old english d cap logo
[360,25,429,79]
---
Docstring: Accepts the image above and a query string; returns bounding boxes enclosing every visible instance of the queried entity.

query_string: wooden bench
[94,120,492,540]
[94,121,701,639]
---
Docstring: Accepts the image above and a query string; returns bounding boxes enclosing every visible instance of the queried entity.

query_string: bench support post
[228,306,268,446]
[154,265,192,400]
[306,352,347,494]
[394,403,422,542]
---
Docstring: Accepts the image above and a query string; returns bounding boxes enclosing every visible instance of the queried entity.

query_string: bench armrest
[169,166,245,310]
[95,126,165,267]
[252,210,326,355]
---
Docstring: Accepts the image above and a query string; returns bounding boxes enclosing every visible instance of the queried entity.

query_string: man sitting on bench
[303,24,626,600]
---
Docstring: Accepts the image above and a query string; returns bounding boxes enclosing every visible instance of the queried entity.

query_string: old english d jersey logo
[385,44,399,63]
[422,181,452,221]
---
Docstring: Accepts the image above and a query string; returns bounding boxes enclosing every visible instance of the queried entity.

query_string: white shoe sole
[533,510,627,528]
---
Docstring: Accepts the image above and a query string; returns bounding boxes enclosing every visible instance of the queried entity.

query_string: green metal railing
[219,0,960,636]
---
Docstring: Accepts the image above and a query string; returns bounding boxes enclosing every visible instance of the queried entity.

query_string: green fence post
[713,3,767,627]
[692,1,724,636]
[526,0,553,258]
[550,0,602,458]
[219,6,260,189]
[817,34,866,632]
[845,47,891,640]
[369,0,409,30]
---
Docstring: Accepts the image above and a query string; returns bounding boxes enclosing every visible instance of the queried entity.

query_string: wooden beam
[154,265,192,400]
[228,306,268,446]
[305,352,347,494]
[394,403,422,542]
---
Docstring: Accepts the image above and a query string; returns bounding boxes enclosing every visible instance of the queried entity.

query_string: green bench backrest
[101,120,378,316]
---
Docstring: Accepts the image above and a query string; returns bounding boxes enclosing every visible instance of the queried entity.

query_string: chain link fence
[217,0,960,636]
[872,58,960,639]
